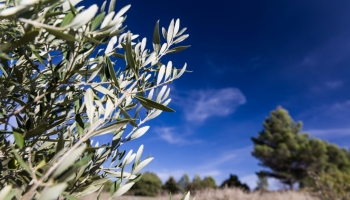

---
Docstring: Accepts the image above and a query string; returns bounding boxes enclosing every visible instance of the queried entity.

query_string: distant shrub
[220,174,250,192]
[163,176,181,194]
[186,175,218,193]
[201,176,218,189]
[127,172,163,196]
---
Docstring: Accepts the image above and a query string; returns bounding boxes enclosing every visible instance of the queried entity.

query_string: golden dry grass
[82,188,319,200]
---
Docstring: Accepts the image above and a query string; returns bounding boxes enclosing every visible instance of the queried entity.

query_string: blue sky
[84,0,350,190]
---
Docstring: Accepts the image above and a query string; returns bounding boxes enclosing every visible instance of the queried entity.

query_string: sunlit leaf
[167,19,174,44]
[38,183,68,200]
[157,65,165,85]
[53,145,86,177]
[130,126,149,140]
[110,182,135,199]
[85,88,95,124]
[165,61,172,81]
[66,4,98,28]
[115,4,131,19]
[133,157,154,174]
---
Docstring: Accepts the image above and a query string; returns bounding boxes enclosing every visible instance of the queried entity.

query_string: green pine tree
[187,175,202,191]
[251,106,328,190]
[163,176,181,194]
[178,174,190,192]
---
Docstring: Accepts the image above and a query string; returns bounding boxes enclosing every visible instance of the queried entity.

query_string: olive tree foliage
[0,0,193,199]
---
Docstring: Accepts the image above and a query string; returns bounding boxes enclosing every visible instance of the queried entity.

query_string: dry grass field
[82,188,319,200]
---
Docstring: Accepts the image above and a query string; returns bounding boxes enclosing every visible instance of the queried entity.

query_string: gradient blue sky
[86,0,350,189]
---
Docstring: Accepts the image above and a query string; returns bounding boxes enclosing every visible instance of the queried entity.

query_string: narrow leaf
[0,185,12,200]
[125,32,137,76]
[53,145,86,177]
[165,61,172,81]
[157,65,165,85]
[85,88,95,124]
[92,120,129,137]
[105,56,119,87]
[147,89,154,100]
[60,11,74,27]
[115,4,131,19]
[13,130,24,149]
[176,27,187,37]
[176,63,187,79]
[152,20,160,45]
[156,86,167,102]
[135,144,144,164]
[105,36,117,54]
[130,126,149,140]
[174,18,180,36]
[91,12,106,31]
[45,29,76,42]
[62,0,82,12]
[181,191,191,200]
[101,11,114,29]
[66,4,98,28]
[111,182,135,199]
[133,157,154,174]
[38,183,68,200]
[173,34,189,44]
[108,0,116,13]
[167,45,190,54]
[100,1,107,12]
[104,98,114,120]
[167,19,174,44]
[135,96,175,112]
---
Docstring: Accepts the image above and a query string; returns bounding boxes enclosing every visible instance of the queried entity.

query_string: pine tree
[251,106,328,190]
[163,176,181,194]
[178,174,190,192]
[187,175,202,191]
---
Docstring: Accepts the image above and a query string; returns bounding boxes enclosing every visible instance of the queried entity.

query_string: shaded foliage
[163,176,181,194]
[308,170,350,200]
[127,172,163,196]
[220,174,250,192]
[201,176,217,189]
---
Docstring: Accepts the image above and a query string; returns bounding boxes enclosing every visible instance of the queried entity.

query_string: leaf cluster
[0,0,192,199]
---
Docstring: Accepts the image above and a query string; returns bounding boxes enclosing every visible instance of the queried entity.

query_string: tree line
[102,172,250,196]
